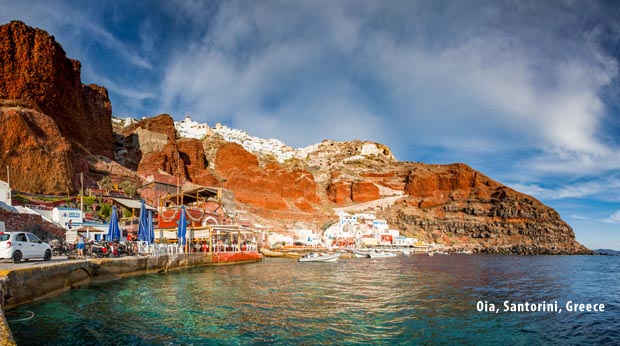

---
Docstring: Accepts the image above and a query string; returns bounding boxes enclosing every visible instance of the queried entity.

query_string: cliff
[0,20,114,193]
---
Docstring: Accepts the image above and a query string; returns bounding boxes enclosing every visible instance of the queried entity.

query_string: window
[27,233,42,243]
[16,233,27,242]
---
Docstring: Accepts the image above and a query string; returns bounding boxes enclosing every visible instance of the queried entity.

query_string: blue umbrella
[177,206,187,246]
[107,206,121,241]
[137,200,149,242]
[147,210,155,244]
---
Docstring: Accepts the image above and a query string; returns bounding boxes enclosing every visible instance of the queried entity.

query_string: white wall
[0,180,11,206]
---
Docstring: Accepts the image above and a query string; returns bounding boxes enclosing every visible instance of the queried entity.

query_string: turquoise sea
[7,255,620,345]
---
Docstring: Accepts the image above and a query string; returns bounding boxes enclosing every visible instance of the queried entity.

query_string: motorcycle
[90,241,114,258]
[50,240,70,256]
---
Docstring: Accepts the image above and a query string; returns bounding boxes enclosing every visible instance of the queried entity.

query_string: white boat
[298,252,340,262]
[368,251,398,259]
[351,249,371,258]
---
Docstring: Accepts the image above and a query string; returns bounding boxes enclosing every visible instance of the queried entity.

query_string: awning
[112,198,157,212]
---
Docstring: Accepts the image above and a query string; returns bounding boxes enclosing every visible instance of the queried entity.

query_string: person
[76,234,85,258]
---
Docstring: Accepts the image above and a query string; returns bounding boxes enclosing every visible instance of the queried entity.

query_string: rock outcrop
[214,143,321,215]
[0,21,115,194]
[116,114,220,187]
[0,20,113,158]
[380,163,590,254]
[0,105,73,194]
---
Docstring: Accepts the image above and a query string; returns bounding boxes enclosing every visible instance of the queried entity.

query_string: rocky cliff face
[0,105,74,194]
[0,21,114,193]
[382,163,589,254]
[0,21,113,158]
[214,142,321,215]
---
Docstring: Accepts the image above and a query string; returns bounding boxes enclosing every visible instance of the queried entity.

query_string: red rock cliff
[0,20,113,158]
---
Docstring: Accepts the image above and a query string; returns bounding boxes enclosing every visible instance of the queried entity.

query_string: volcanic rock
[214,143,321,214]
[0,106,73,194]
[0,20,113,158]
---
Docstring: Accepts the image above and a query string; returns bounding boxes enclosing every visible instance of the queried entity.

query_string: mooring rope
[5,310,35,323]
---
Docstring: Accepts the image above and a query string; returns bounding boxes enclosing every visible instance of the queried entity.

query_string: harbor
[6,254,619,345]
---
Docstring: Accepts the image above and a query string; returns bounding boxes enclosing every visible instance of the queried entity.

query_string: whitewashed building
[52,207,83,229]
[268,232,294,247]
[372,219,389,230]
[294,229,321,246]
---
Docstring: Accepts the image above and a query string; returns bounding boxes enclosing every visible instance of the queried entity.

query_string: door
[26,233,45,259]
[13,232,30,257]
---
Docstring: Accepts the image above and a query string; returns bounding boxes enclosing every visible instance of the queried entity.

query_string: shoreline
[0,252,262,345]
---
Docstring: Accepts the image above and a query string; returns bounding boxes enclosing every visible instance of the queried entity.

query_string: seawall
[0,253,262,345]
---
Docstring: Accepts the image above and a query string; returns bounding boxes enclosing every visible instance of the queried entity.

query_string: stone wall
[0,209,65,240]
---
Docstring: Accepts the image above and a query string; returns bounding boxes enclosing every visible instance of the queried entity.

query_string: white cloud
[605,211,620,224]
[158,0,620,170]
[508,176,620,201]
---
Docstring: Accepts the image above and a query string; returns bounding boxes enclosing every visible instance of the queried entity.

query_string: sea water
[7,255,620,345]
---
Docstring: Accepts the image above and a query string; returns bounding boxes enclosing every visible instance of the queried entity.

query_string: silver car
[0,231,52,263]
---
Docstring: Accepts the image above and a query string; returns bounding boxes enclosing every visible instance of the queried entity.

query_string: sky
[1,0,619,250]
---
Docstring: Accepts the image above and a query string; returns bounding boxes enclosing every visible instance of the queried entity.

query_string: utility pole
[6,165,11,206]
[80,172,84,221]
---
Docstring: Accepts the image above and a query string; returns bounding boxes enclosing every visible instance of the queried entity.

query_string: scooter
[90,241,113,258]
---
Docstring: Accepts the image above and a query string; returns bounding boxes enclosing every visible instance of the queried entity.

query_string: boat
[298,252,340,262]
[368,251,398,259]
[351,249,371,258]
[260,248,302,258]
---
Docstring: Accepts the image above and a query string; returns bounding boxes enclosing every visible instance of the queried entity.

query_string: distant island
[593,249,620,256]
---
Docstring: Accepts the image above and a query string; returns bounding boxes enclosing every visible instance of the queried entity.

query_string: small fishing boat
[260,248,303,258]
[368,251,398,259]
[298,252,340,262]
[351,249,371,258]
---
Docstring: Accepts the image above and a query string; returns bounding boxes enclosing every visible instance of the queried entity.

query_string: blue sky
[2,0,619,250]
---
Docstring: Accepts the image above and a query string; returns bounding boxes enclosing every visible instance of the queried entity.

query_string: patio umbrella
[177,206,187,246]
[147,210,155,244]
[137,200,149,242]
[107,206,121,241]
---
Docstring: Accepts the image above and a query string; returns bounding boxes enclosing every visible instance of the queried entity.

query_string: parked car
[0,231,52,263]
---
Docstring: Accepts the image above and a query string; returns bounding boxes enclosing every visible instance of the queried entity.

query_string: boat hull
[298,253,340,262]
[351,250,371,258]
[368,252,398,259]
[207,251,263,265]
